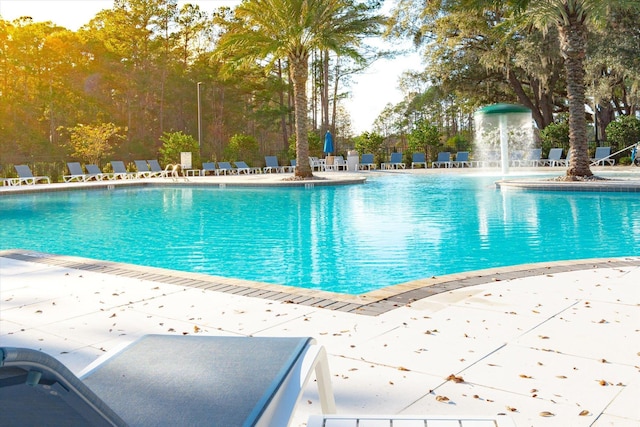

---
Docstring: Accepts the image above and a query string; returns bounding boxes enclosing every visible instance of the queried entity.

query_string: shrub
[61,123,125,166]
[159,131,200,167]
[605,115,640,153]
[223,134,261,165]
[540,118,569,157]
[407,120,441,161]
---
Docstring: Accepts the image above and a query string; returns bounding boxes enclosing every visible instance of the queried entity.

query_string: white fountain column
[499,114,510,175]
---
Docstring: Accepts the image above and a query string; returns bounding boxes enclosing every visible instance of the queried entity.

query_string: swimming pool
[1,174,638,294]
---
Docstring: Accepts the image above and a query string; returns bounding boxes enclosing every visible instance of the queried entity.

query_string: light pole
[197,82,203,149]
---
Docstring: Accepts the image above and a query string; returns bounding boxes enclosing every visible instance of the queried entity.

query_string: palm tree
[512,0,640,179]
[215,0,383,178]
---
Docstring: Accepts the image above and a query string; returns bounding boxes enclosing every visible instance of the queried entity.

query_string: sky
[0,0,422,133]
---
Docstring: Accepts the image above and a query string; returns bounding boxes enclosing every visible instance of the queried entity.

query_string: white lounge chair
[10,165,51,185]
[452,151,471,168]
[85,164,109,181]
[110,161,137,179]
[591,146,615,165]
[264,156,286,173]
[200,162,218,176]
[523,148,542,167]
[234,161,262,174]
[540,148,563,167]
[1,335,336,427]
[411,153,427,169]
[432,152,452,168]
[309,157,326,171]
[326,155,347,171]
[359,154,376,170]
[308,414,516,427]
[147,159,171,178]
[382,152,405,169]
[64,162,88,182]
[134,160,154,178]
[217,161,236,175]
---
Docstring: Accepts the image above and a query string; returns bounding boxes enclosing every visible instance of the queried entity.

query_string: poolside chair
[326,155,347,171]
[289,159,297,172]
[523,148,542,167]
[147,159,171,178]
[1,335,336,427]
[85,164,109,181]
[509,150,525,167]
[200,162,218,176]
[476,150,501,168]
[234,161,262,174]
[411,152,427,169]
[308,414,516,427]
[110,161,137,179]
[134,160,153,178]
[382,152,405,169]
[10,165,51,185]
[591,146,615,165]
[264,156,285,173]
[217,161,236,175]
[359,153,376,170]
[64,162,88,182]
[309,157,326,171]
[432,152,452,168]
[452,151,471,168]
[540,148,563,167]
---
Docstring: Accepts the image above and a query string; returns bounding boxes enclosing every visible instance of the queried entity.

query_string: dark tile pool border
[3,249,639,316]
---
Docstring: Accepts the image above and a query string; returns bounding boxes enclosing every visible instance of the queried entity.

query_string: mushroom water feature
[474,104,534,175]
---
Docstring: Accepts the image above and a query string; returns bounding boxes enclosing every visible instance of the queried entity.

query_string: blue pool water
[1,174,638,294]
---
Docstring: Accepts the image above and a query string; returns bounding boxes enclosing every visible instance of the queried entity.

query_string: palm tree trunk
[558,16,593,178]
[290,51,313,178]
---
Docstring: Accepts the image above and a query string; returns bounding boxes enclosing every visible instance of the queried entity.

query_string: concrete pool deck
[1,254,639,427]
[1,166,639,426]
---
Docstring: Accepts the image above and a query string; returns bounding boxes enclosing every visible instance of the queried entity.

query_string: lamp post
[197,82,203,149]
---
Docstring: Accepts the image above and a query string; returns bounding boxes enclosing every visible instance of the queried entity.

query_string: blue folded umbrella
[324,131,334,155]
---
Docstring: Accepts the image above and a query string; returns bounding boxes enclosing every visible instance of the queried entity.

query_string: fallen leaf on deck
[398,366,410,371]
[579,410,590,416]
[519,374,533,379]
[539,411,555,417]
[435,395,449,402]
[446,374,464,383]
[506,406,517,412]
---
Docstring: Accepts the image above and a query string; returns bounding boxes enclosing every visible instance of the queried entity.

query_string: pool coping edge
[2,249,639,316]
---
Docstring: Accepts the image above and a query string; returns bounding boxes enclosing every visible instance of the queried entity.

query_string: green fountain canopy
[475,103,531,115]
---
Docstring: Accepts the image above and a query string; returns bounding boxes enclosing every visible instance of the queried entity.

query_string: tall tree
[510,0,640,178]
[214,0,383,178]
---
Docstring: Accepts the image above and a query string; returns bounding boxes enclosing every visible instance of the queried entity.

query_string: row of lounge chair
[3,157,290,186]
[383,147,616,170]
[1,334,515,426]
[196,156,295,175]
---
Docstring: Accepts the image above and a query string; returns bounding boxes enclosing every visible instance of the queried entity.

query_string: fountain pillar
[474,103,533,175]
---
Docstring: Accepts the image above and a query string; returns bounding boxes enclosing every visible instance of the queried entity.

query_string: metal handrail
[589,142,639,166]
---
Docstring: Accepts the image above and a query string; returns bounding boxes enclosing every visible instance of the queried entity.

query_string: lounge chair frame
[432,152,452,168]
[411,153,427,169]
[9,165,51,185]
[1,335,336,427]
